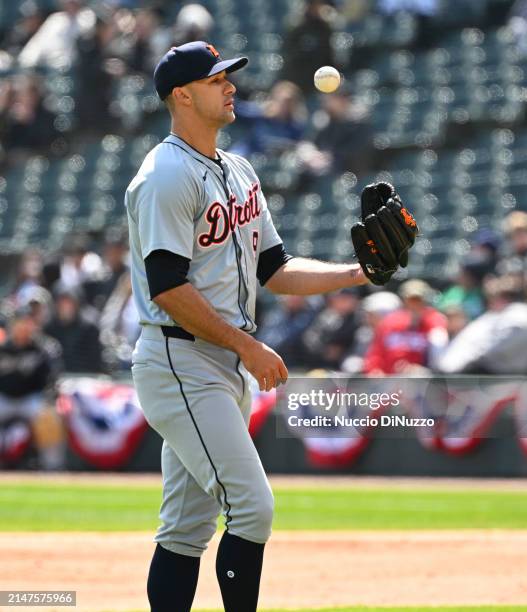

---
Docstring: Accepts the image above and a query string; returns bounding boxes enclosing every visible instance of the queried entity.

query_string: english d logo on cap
[206,44,220,58]
[154,41,248,100]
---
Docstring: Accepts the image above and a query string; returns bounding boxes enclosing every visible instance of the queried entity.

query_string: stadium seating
[0,1,526,286]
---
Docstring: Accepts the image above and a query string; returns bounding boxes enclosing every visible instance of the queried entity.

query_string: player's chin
[222,109,236,124]
[216,116,235,130]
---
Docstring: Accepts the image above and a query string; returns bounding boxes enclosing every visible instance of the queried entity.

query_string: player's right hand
[238,338,288,392]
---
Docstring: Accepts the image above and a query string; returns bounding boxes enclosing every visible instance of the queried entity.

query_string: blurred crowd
[0,226,134,370]
[0,0,521,170]
[0,0,381,176]
[2,208,527,380]
[257,210,527,376]
[0,226,133,468]
[3,208,527,468]
[0,0,214,164]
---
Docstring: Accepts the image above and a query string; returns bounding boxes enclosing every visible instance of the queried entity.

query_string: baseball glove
[351,182,418,286]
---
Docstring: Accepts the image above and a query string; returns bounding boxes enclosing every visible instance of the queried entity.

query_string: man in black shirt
[0,307,64,469]
[45,286,104,374]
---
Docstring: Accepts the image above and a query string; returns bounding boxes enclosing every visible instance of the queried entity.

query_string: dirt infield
[1,530,527,611]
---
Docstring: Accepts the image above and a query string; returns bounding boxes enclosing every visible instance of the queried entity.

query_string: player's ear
[172,86,192,106]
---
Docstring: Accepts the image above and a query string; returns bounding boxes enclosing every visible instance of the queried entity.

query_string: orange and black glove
[351,182,418,285]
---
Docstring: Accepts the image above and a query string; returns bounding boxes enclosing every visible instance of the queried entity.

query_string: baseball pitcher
[125,41,417,612]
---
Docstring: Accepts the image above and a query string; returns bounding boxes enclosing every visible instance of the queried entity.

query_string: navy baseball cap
[154,41,248,100]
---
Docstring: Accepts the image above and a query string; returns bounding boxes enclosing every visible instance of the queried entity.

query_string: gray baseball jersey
[125,133,282,333]
[126,133,281,558]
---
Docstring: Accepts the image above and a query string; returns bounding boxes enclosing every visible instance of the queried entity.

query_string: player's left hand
[351,182,418,286]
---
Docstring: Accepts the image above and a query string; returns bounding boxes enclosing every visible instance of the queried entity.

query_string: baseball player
[125,41,417,612]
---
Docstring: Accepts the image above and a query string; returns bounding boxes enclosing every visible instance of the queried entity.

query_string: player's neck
[170,123,217,159]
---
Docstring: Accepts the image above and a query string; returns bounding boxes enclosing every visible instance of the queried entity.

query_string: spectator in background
[256,294,322,369]
[88,229,140,369]
[0,79,14,165]
[376,0,440,47]
[74,10,118,132]
[363,279,448,374]
[342,290,402,372]
[441,304,468,340]
[83,229,129,311]
[123,6,171,75]
[312,84,374,175]
[281,0,337,94]
[437,275,527,374]
[21,287,64,380]
[173,4,214,47]
[99,272,140,370]
[4,249,43,309]
[45,285,104,374]
[509,0,527,56]
[0,50,12,74]
[302,288,361,370]
[470,227,500,274]
[41,256,62,293]
[340,0,372,23]
[2,0,45,59]
[59,233,104,293]
[18,0,95,70]
[0,74,60,154]
[24,286,53,330]
[436,252,488,320]
[0,307,64,469]
[496,211,527,291]
[230,81,307,157]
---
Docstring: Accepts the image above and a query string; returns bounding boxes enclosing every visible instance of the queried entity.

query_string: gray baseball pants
[131,325,274,557]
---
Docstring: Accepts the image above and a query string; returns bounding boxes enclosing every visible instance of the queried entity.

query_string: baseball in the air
[314,66,341,93]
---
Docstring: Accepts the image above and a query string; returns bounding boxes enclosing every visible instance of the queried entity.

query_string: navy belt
[161,326,195,341]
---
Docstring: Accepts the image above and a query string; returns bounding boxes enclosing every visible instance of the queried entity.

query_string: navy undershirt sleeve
[257,243,293,286]
[145,249,190,299]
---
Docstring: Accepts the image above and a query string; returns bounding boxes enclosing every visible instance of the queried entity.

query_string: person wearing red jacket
[363,279,448,375]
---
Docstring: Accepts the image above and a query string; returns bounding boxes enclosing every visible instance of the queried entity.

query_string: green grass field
[1,481,527,531]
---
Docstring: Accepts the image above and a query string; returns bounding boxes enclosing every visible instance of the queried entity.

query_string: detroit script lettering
[198,182,261,247]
